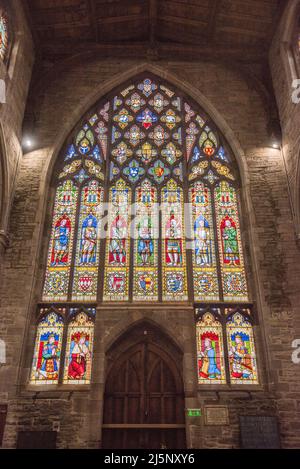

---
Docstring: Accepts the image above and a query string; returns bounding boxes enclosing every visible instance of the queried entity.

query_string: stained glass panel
[215,182,248,302]
[72,181,104,302]
[133,179,158,301]
[43,181,78,301]
[30,312,64,385]
[103,179,131,301]
[0,10,8,62]
[190,182,220,301]
[226,311,258,384]
[162,179,187,301]
[63,311,95,384]
[196,312,226,384]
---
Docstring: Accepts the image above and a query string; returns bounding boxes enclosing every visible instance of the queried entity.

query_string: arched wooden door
[102,323,186,449]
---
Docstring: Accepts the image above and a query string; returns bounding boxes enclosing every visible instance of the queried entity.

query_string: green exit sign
[187,409,202,417]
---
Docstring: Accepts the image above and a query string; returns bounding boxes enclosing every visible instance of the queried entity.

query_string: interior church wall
[0,0,34,261]
[0,54,300,448]
[270,0,300,243]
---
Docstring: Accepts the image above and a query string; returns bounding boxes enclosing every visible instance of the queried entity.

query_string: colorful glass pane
[30,313,64,385]
[103,179,131,301]
[72,181,104,302]
[133,180,158,301]
[0,11,8,62]
[190,182,220,301]
[162,180,187,301]
[215,182,248,302]
[226,312,258,384]
[63,312,95,384]
[196,312,226,384]
[43,181,78,301]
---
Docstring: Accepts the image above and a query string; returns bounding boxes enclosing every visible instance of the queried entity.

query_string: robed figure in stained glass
[51,216,71,265]
[109,216,127,265]
[137,217,154,266]
[198,336,221,380]
[229,333,254,380]
[37,333,61,380]
[194,215,212,266]
[221,217,240,265]
[165,212,182,266]
[79,215,97,264]
[68,332,91,380]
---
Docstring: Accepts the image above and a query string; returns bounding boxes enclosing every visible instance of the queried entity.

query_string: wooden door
[102,324,186,449]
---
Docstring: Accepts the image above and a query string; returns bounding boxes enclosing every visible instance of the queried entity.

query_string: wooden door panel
[103,323,186,449]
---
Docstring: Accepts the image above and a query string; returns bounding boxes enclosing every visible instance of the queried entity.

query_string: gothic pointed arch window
[31,74,259,387]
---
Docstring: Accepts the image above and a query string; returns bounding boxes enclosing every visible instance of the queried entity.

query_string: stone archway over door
[102,322,186,449]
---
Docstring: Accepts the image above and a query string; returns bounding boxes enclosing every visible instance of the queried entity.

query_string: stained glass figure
[215,182,248,302]
[226,312,258,384]
[190,182,219,301]
[114,108,133,129]
[72,181,104,301]
[133,180,158,301]
[104,179,131,301]
[138,78,157,97]
[30,313,64,385]
[63,312,95,384]
[196,312,226,384]
[162,180,187,301]
[160,109,180,130]
[43,181,78,301]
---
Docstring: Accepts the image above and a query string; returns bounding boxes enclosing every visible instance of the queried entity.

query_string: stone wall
[1,51,300,448]
[270,0,300,242]
[0,0,34,260]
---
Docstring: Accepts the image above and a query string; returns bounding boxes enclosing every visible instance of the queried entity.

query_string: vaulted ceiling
[25,0,286,65]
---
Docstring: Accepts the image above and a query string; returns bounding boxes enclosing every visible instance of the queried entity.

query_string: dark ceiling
[24,0,286,65]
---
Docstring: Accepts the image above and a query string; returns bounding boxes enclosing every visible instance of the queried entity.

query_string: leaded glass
[133,180,159,301]
[215,182,248,302]
[0,9,8,62]
[162,179,187,301]
[190,182,219,301]
[226,311,258,384]
[43,180,78,301]
[72,181,104,302]
[30,312,64,385]
[196,311,226,384]
[103,179,131,301]
[63,310,95,384]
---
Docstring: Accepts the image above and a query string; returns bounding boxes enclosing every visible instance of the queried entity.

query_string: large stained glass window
[35,74,259,387]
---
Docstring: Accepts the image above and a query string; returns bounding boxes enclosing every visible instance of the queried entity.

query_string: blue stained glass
[91,145,102,162]
[216,146,230,163]
[65,144,77,161]
[123,160,145,183]
[191,146,201,164]
[136,109,158,129]
[74,169,89,183]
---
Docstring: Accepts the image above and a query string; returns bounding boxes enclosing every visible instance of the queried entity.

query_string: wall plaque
[204,406,229,426]
[240,416,280,449]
